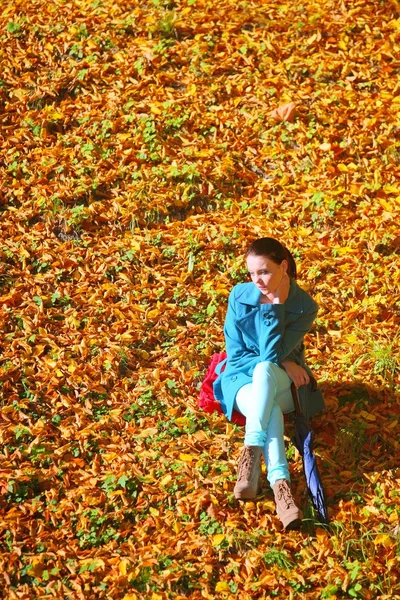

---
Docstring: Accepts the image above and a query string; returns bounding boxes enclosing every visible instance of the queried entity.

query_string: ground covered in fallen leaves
[1,0,400,598]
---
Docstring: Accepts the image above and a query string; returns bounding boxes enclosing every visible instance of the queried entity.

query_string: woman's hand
[273,272,290,304]
[281,360,310,389]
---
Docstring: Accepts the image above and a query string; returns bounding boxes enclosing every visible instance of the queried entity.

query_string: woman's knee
[253,361,277,381]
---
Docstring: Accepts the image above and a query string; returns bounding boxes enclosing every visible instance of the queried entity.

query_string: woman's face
[246,254,288,297]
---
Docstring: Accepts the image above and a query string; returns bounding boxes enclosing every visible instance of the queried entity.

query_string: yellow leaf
[350,183,362,194]
[337,163,348,172]
[179,453,194,462]
[257,572,278,586]
[29,557,45,578]
[12,88,29,101]
[102,452,118,463]
[297,226,313,237]
[113,51,125,62]
[175,417,191,426]
[67,316,80,329]
[389,510,398,522]
[212,534,226,546]
[149,507,159,516]
[334,246,358,256]
[380,198,394,211]
[151,594,163,600]
[109,409,122,417]
[359,410,376,422]
[119,558,130,576]
[343,334,359,343]
[173,520,181,534]
[2,5,15,15]
[150,104,162,115]
[138,427,158,438]
[18,246,30,258]
[109,489,124,499]
[384,185,400,193]
[316,527,332,550]
[120,332,135,341]
[122,594,139,600]
[374,534,394,548]
[279,174,290,186]
[160,474,172,486]
[215,581,230,592]
[215,286,229,296]
[194,149,214,158]
[388,18,400,29]
[187,83,197,96]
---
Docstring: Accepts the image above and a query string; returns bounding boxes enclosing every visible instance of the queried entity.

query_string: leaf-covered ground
[1,0,400,598]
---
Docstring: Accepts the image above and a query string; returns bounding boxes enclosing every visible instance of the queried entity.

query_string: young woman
[213,238,325,530]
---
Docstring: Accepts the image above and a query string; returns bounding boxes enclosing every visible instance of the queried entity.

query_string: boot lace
[275,481,296,509]
[237,447,258,481]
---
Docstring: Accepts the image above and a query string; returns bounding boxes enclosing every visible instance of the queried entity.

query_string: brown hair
[246,237,297,279]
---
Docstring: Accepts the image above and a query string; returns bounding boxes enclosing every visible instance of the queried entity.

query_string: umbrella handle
[290,383,302,416]
[290,376,318,417]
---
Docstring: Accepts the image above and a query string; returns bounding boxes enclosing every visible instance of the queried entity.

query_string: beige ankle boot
[273,479,302,530]
[234,446,262,500]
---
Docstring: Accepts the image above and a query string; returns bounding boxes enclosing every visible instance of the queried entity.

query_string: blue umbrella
[291,381,329,525]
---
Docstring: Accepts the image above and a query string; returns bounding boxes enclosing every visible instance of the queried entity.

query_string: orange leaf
[270,102,296,122]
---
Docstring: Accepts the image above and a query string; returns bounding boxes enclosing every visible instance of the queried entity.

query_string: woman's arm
[259,303,317,363]
[281,359,310,388]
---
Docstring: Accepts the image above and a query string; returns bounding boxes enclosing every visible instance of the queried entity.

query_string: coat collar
[235,280,304,313]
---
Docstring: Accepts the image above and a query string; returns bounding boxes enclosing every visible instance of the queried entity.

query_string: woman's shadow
[283,379,400,526]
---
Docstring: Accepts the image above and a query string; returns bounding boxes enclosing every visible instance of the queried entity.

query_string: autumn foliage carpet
[1,0,400,598]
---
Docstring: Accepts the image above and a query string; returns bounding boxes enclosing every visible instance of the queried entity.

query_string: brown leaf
[270,102,296,122]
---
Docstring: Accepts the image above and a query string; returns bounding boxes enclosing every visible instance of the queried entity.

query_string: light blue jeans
[234,361,294,488]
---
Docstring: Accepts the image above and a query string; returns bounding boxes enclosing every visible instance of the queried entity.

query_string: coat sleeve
[223,290,258,369]
[260,301,318,364]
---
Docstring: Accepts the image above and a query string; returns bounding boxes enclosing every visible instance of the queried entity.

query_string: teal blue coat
[213,279,325,421]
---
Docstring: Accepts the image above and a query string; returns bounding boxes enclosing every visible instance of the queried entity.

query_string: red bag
[199,352,246,426]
